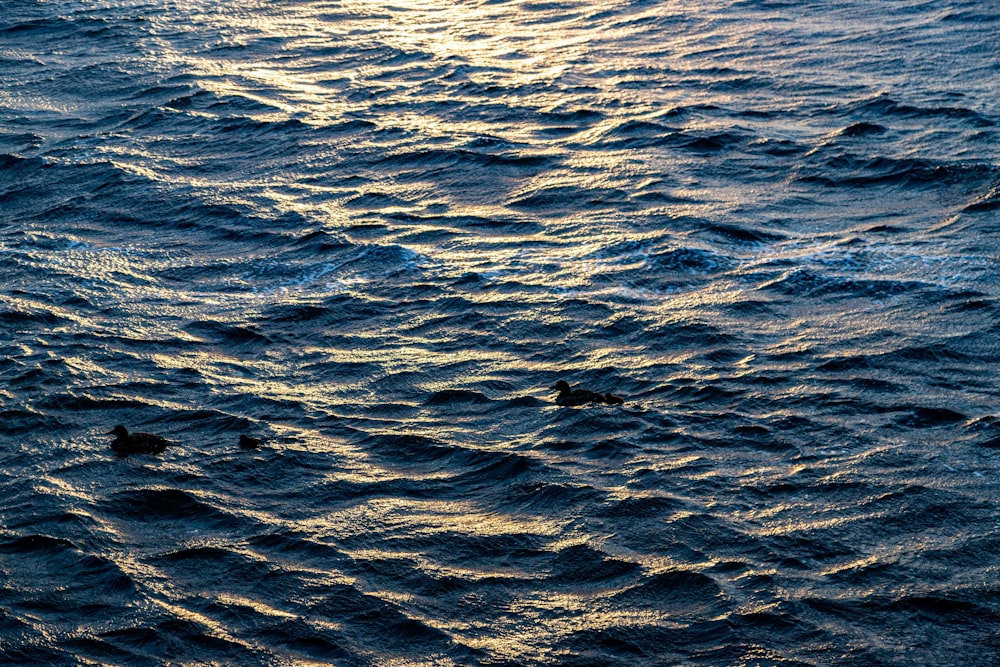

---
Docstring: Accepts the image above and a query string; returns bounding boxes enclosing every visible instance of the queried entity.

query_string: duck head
[551,380,571,392]
[108,425,129,438]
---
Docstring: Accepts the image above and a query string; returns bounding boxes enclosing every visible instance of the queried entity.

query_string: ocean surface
[2,1,999,665]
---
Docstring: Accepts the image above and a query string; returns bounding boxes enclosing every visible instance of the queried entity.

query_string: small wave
[888,594,995,620]
[563,618,735,665]
[839,122,888,137]
[758,268,926,298]
[451,451,539,486]
[647,246,736,274]
[548,544,641,584]
[0,533,78,554]
[386,211,545,234]
[599,495,686,518]
[0,15,137,41]
[701,222,786,244]
[582,119,749,153]
[0,304,64,326]
[105,488,237,526]
[507,481,604,511]
[287,229,352,254]
[343,191,412,210]
[219,116,309,136]
[336,243,426,277]
[587,118,676,149]
[0,408,61,434]
[797,155,996,189]
[832,94,996,127]
[36,392,151,413]
[963,183,1000,212]
[891,406,967,428]
[379,147,550,171]
[422,389,494,405]
[883,343,973,363]
[508,184,631,211]
[184,320,272,346]
[0,152,45,176]
[613,569,724,609]
[0,132,44,153]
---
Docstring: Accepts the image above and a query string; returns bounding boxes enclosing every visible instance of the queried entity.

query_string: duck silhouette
[108,425,172,456]
[238,434,262,449]
[551,380,624,406]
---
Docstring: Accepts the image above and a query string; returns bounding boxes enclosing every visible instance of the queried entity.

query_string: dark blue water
[2,1,999,664]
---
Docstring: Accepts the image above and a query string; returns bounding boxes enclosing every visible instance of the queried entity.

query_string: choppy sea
[2,1,999,665]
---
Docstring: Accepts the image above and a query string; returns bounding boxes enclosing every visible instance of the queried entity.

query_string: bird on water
[551,380,624,406]
[107,425,172,456]
[239,434,262,449]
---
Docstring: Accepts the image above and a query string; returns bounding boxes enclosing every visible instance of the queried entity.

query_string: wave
[796,154,997,189]
[832,93,996,127]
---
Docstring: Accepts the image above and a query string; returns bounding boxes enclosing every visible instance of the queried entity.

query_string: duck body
[552,380,624,406]
[108,425,171,456]
[239,434,262,449]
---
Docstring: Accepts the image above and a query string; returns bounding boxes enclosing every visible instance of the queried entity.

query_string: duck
[551,380,625,407]
[238,434,262,449]
[108,425,172,455]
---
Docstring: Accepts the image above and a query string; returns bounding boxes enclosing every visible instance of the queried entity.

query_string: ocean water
[1,0,999,664]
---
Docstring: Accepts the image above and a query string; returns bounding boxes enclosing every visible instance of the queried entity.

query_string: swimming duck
[551,380,625,406]
[238,434,262,449]
[107,425,172,456]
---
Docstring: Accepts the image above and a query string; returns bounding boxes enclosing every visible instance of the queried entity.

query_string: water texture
[2,0,999,664]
